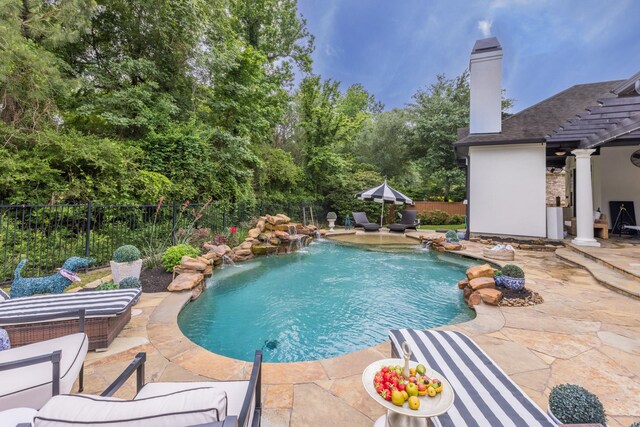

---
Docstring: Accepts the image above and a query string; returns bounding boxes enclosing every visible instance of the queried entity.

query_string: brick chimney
[469,37,502,134]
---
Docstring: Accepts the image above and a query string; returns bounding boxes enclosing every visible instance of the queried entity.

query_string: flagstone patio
[77,240,640,427]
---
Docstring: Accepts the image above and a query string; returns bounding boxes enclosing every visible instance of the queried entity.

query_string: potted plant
[548,384,607,425]
[445,230,459,243]
[110,245,142,284]
[498,264,525,291]
[494,270,504,287]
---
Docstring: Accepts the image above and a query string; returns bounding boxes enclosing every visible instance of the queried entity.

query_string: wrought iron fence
[0,201,326,283]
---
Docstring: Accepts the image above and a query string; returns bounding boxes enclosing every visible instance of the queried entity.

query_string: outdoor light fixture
[554,149,567,156]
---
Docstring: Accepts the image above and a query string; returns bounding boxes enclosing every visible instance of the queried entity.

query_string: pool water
[178,239,477,363]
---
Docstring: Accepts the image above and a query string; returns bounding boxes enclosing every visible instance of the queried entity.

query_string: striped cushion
[0,289,9,302]
[0,289,141,326]
[389,329,556,427]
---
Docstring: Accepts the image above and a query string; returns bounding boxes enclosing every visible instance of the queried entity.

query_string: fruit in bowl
[372,365,444,410]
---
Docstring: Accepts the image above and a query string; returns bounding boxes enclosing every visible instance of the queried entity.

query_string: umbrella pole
[380,200,384,227]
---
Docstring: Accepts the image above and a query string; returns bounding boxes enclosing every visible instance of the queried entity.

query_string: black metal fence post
[172,202,177,245]
[85,202,92,271]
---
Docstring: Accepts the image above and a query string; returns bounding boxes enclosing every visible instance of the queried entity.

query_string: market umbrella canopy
[355,180,413,226]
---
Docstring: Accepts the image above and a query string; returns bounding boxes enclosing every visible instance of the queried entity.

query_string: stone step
[555,248,640,299]
[565,242,640,281]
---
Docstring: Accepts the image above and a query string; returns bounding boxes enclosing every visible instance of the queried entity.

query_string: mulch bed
[496,285,544,307]
[139,267,173,293]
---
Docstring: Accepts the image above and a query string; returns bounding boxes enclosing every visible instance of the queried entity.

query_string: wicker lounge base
[4,308,131,351]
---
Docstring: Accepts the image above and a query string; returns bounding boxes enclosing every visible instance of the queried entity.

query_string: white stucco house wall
[455,37,640,246]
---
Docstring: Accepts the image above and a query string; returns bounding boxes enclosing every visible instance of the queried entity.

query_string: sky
[296,0,640,113]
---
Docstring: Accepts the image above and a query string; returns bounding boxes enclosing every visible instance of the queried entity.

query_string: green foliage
[112,245,141,263]
[418,210,451,225]
[118,276,142,289]
[549,384,606,425]
[450,214,465,224]
[501,264,525,279]
[445,230,459,241]
[161,244,201,272]
[96,281,118,291]
[629,422,640,427]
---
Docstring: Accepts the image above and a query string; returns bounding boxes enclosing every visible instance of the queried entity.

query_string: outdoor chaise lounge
[388,210,419,233]
[352,211,381,232]
[0,310,88,412]
[389,329,556,427]
[3,350,263,427]
[0,289,141,351]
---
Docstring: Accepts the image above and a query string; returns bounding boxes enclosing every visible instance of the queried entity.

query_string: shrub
[161,244,201,272]
[549,384,606,425]
[450,214,465,224]
[494,270,503,277]
[501,264,525,279]
[418,210,451,225]
[445,230,459,242]
[112,245,141,263]
[630,422,640,427]
[96,281,118,291]
[177,227,211,248]
[118,276,142,289]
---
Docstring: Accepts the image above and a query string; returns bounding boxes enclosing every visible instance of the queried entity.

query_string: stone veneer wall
[546,170,567,207]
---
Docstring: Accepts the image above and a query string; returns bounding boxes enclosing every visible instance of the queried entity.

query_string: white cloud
[478,19,492,37]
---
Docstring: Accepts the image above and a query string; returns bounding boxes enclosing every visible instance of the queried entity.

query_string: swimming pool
[178,239,477,363]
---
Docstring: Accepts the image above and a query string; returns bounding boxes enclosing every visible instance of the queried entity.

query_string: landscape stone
[458,278,469,289]
[275,230,290,240]
[467,291,482,307]
[466,264,496,280]
[234,248,252,257]
[248,228,261,238]
[167,273,204,292]
[478,288,503,305]
[275,213,291,223]
[442,242,463,250]
[251,244,277,256]
[469,277,495,290]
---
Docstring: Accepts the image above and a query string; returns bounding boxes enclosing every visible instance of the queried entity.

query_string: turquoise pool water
[178,240,477,363]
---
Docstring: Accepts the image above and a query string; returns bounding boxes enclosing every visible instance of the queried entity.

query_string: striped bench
[0,289,141,351]
[389,329,556,427]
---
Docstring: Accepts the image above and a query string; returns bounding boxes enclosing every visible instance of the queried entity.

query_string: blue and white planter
[0,328,10,351]
[500,275,525,291]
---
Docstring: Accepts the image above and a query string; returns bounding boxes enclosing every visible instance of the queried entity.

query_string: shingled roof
[456,80,625,146]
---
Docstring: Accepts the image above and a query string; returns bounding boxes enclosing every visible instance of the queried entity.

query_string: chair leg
[79,363,84,392]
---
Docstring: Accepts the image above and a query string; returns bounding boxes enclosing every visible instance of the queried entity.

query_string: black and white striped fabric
[0,289,141,326]
[0,289,9,302]
[389,329,556,427]
[355,179,413,205]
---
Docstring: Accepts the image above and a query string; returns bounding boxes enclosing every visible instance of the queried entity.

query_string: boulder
[466,264,496,280]
[463,286,473,299]
[269,238,281,246]
[469,277,495,291]
[201,252,218,261]
[204,244,228,256]
[190,281,206,300]
[467,291,482,307]
[180,256,208,271]
[240,241,253,249]
[478,288,503,305]
[434,246,445,252]
[274,230,290,240]
[457,278,469,289]
[251,244,277,256]
[256,218,266,232]
[234,248,253,257]
[275,213,291,223]
[442,242,463,251]
[168,273,204,292]
[247,228,261,238]
[307,224,317,231]
[296,228,312,235]
[196,256,213,265]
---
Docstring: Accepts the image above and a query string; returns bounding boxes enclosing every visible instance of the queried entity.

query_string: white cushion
[136,381,253,427]
[0,407,37,427]
[0,333,88,411]
[33,387,227,427]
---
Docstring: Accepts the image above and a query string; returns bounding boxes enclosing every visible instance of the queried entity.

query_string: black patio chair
[388,210,420,233]
[351,212,380,232]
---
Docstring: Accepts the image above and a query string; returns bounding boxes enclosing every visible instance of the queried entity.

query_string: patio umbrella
[355,179,414,226]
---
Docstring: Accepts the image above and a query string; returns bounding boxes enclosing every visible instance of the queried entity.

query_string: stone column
[572,149,600,247]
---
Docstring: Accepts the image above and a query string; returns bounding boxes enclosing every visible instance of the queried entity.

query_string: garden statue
[10,257,95,298]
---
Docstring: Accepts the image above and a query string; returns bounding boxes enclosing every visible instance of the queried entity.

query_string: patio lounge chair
[0,309,88,412]
[389,329,555,427]
[5,350,263,427]
[388,210,419,233]
[352,212,380,232]
[0,288,141,351]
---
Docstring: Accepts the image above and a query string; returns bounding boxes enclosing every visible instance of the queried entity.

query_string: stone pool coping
[147,245,501,385]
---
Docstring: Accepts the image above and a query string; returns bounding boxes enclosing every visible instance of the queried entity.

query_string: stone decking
[78,242,640,427]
